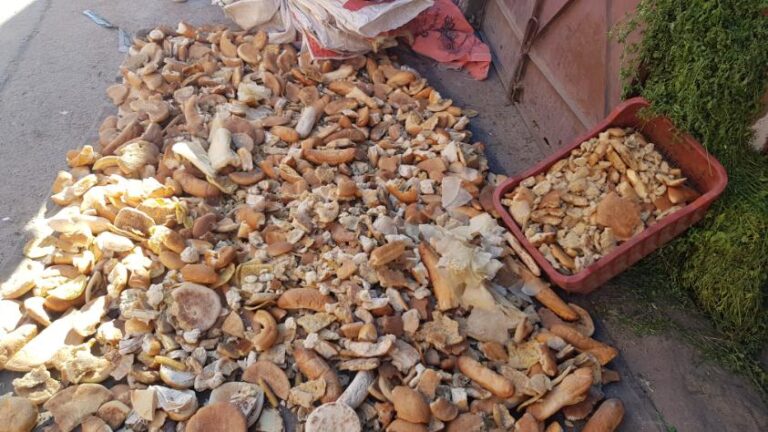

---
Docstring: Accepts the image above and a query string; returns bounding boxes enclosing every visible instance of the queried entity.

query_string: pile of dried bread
[503,129,699,275]
[0,22,625,432]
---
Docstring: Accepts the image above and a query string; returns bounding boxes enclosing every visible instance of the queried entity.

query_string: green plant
[616,0,768,367]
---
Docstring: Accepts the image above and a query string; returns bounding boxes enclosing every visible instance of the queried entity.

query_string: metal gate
[481,0,641,149]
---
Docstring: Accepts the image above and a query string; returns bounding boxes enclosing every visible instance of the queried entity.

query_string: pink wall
[482,0,641,150]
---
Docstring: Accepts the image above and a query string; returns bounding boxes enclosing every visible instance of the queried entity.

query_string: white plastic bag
[292,0,432,38]
[221,0,432,57]
[222,0,295,44]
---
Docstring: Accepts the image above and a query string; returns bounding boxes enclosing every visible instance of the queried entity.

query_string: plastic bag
[221,0,490,79]
[222,0,295,44]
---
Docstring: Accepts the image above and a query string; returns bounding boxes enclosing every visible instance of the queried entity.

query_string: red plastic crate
[492,97,728,294]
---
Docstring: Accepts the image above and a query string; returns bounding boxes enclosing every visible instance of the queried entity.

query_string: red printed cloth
[402,0,490,79]
[343,0,397,12]
[343,0,491,79]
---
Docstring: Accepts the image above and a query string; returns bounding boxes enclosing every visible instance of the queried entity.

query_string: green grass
[614,0,768,371]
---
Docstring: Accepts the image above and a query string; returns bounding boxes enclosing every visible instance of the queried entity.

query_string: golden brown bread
[186,402,246,432]
[582,398,625,432]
